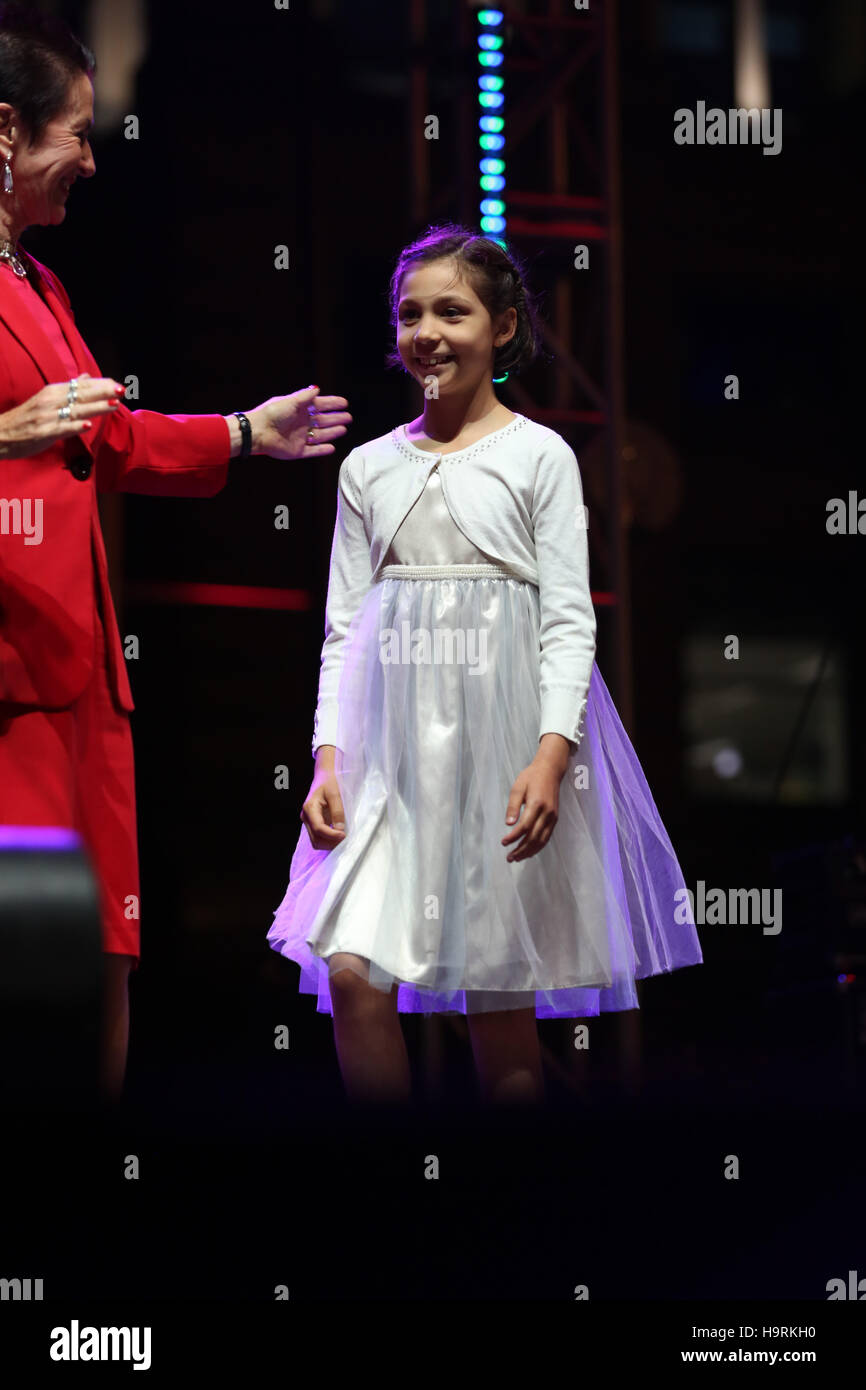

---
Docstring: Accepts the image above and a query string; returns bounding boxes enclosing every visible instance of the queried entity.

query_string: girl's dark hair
[0,1,95,149]
[387,223,543,378]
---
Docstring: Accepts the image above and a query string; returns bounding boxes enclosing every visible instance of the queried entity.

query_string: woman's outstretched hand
[301,747,347,850]
[502,735,572,862]
[245,385,351,459]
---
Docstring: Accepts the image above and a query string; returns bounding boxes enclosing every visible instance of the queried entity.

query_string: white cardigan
[311,413,597,757]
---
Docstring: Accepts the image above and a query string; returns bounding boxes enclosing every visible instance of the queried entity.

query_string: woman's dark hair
[387,223,543,378]
[0,1,95,149]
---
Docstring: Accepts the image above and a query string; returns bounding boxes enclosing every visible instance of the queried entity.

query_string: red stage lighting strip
[126,581,312,611]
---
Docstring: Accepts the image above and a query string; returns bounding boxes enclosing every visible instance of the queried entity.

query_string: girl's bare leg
[100,953,134,1102]
[467,1006,545,1104]
[329,953,411,1103]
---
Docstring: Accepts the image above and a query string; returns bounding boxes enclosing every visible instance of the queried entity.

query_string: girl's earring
[3,158,13,194]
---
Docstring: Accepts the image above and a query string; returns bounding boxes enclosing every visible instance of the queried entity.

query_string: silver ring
[66,377,79,403]
[307,429,316,441]
[58,404,72,420]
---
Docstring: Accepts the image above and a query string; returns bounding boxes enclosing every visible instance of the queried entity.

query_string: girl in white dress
[269,225,702,1104]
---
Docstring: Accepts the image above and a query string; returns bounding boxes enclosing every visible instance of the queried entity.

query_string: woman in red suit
[0,5,351,1098]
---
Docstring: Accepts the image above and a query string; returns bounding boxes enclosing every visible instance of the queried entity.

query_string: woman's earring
[3,158,13,194]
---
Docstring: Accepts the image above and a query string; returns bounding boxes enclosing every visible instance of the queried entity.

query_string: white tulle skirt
[268,563,703,1017]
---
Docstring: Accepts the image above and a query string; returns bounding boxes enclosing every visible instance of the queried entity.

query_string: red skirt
[0,606,141,964]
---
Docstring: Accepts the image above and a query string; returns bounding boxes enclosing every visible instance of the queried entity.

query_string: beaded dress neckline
[391,413,528,464]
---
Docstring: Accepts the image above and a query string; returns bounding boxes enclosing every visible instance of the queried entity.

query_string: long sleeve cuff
[312,703,339,757]
[539,688,588,750]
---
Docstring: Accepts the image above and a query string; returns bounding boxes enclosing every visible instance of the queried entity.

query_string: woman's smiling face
[7,70,96,231]
[396,258,515,393]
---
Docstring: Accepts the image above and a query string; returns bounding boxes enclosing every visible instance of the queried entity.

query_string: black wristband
[233,410,252,460]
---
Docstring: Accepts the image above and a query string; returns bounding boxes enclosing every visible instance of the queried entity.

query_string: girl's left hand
[501,743,570,862]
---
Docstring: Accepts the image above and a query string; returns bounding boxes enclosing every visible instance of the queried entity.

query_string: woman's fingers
[307,422,348,441]
[46,378,124,438]
[310,395,349,413]
[312,409,353,429]
[53,377,122,406]
[1,377,128,459]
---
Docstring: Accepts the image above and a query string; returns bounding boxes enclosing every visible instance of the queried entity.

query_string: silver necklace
[0,238,29,277]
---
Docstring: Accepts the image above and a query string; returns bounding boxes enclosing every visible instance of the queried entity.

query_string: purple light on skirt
[0,825,82,852]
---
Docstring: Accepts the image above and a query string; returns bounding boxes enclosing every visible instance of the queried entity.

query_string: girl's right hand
[0,373,124,460]
[301,765,347,850]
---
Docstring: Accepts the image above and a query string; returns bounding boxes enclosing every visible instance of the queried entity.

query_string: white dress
[268,440,704,1019]
[314,462,537,1011]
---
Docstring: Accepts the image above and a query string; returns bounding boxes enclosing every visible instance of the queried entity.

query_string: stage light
[477,7,507,246]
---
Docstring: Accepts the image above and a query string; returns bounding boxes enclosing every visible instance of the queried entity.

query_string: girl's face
[395,258,516,394]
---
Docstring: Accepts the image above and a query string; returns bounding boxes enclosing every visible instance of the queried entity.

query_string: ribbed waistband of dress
[378,563,518,581]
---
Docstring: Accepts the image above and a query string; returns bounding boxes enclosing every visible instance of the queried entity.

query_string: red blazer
[0,253,230,714]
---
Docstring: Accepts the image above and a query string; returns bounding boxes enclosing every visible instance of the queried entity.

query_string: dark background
[10,0,865,1308]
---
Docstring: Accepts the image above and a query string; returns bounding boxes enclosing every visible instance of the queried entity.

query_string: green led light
[480,158,505,174]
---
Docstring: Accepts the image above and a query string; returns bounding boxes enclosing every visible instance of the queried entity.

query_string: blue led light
[478,9,507,245]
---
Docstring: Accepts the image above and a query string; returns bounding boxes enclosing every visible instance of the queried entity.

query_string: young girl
[268,225,702,1105]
